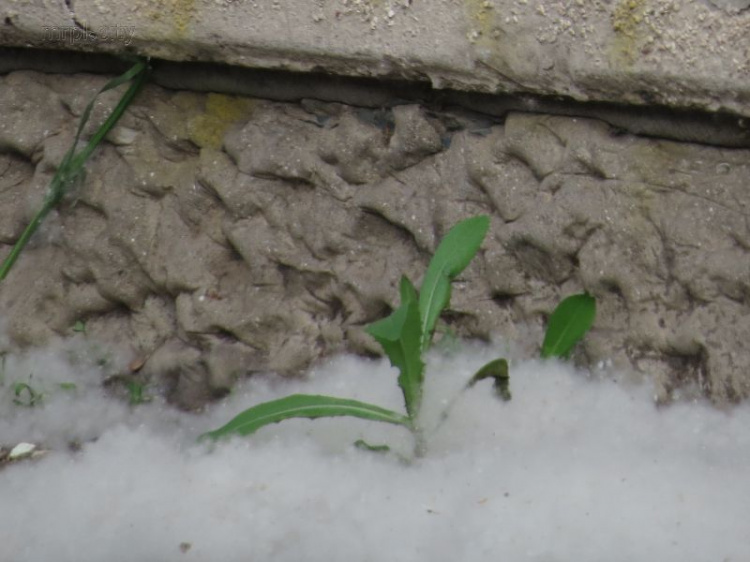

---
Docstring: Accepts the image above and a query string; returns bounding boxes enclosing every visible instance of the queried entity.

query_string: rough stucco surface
[0,70,749,409]
[2,0,750,117]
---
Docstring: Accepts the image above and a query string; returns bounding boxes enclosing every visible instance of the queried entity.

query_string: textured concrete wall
[1,70,748,410]
[2,0,750,115]
[1,1,749,410]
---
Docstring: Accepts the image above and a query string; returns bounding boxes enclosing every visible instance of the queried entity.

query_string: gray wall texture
[0,70,748,409]
[0,0,749,409]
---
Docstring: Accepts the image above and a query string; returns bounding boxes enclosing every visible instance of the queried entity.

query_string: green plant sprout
[8,378,78,407]
[433,293,596,431]
[201,216,597,458]
[12,382,44,407]
[125,381,152,406]
[0,58,149,282]
[202,216,490,455]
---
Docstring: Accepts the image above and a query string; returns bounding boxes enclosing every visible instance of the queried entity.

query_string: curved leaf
[541,293,596,359]
[418,216,490,350]
[467,358,511,401]
[200,394,412,441]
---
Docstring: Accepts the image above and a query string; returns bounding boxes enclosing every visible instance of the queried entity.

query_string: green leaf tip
[419,215,490,351]
[540,293,596,359]
[200,394,412,441]
[468,358,511,401]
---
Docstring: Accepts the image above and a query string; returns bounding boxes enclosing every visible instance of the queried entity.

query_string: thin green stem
[0,59,149,282]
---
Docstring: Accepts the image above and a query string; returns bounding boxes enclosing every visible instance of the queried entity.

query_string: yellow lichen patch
[187,94,255,150]
[610,0,648,66]
[172,0,197,37]
[464,0,496,44]
[142,0,197,38]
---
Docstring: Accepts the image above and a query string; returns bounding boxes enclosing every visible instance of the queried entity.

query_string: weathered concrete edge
[1,0,750,117]
[2,47,749,149]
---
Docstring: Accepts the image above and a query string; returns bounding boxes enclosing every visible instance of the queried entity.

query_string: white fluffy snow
[1,336,749,562]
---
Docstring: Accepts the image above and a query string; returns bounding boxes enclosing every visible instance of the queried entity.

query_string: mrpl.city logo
[42,24,136,46]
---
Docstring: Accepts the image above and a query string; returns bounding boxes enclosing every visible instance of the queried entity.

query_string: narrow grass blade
[353,439,391,453]
[65,59,149,173]
[200,394,412,440]
[0,58,149,282]
[366,276,424,419]
[418,216,490,351]
[467,358,511,401]
[541,293,597,359]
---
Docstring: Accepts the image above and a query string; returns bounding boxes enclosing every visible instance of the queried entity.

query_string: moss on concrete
[188,93,255,150]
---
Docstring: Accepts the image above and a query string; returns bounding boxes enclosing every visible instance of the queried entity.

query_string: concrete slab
[1,0,750,116]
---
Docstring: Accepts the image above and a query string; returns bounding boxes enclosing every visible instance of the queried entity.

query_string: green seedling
[9,380,77,405]
[467,358,511,401]
[202,216,491,457]
[72,320,87,335]
[0,58,149,282]
[12,382,44,407]
[126,381,152,406]
[435,296,596,431]
[202,216,598,458]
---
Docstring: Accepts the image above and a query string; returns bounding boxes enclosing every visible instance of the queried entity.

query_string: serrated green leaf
[366,276,424,419]
[200,394,412,441]
[541,293,596,359]
[419,216,490,351]
[467,358,511,401]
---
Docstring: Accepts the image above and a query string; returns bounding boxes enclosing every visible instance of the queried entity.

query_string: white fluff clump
[1,337,749,562]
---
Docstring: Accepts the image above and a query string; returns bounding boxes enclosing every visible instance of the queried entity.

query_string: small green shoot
[126,381,152,406]
[72,320,87,335]
[13,382,43,407]
[202,216,598,459]
[202,216,490,457]
[467,358,511,401]
[0,58,149,282]
[541,293,596,359]
[7,377,77,406]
